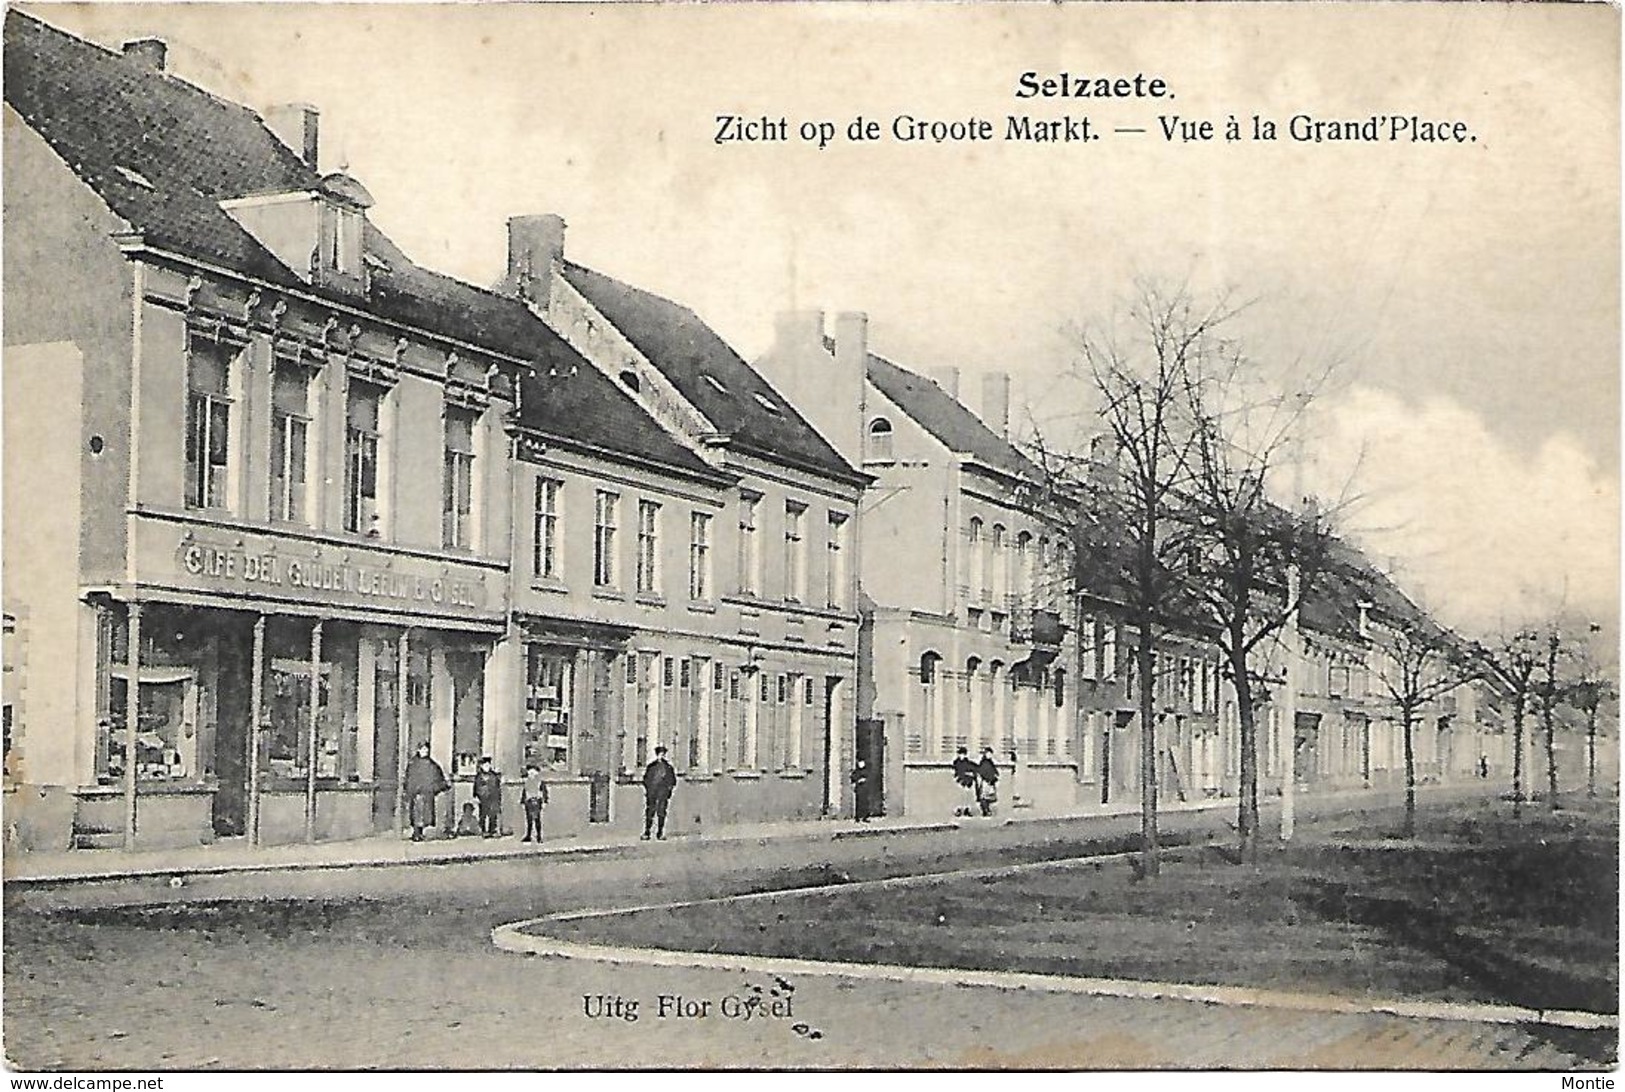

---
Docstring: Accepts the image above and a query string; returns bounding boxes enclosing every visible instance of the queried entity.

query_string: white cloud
[1306,386,1619,634]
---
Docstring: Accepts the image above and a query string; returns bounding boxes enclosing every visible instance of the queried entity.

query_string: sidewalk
[1,785,1430,886]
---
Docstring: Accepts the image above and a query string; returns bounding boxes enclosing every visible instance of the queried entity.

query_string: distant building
[758,320,1086,816]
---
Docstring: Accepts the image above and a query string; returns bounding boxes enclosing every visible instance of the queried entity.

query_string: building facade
[758,318,1086,818]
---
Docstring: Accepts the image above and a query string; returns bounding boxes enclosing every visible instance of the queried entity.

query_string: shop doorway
[855,717,885,819]
[211,623,253,837]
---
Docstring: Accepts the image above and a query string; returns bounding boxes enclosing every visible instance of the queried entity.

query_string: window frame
[594,489,621,588]
[533,477,562,581]
[635,499,662,596]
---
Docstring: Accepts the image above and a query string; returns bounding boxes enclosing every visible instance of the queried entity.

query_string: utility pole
[1280,394,1308,842]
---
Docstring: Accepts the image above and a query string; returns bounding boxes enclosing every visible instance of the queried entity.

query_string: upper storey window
[867,417,894,462]
[185,337,236,511]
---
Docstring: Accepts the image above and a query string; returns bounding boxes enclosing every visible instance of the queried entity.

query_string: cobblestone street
[4,790,1614,1070]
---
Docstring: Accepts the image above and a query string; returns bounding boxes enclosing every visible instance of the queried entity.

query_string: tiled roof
[864,353,1042,482]
[560,262,864,485]
[5,10,715,481]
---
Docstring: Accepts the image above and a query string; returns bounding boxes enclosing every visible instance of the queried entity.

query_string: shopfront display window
[524,648,573,772]
[265,657,337,780]
[105,670,196,782]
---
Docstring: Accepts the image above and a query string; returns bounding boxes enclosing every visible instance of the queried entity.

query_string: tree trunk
[1230,645,1258,863]
[1138,631,1159,877]
[1587,704,1598,798]
[1543,690,1560,813]
[1512,695,1525,820]
[1402,710,1417,838]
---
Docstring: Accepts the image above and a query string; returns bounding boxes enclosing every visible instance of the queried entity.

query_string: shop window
[443,407,478,550]
[264,658,332,781]
[185,337,234,511]
[269,362,313,524]
[345,383,383,536]
[636,499,662,595]
[524,649,573,772]
[105,669,197,783]
[448,650,484,775]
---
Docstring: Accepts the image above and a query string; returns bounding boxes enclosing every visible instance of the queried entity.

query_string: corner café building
[87,519,505,849]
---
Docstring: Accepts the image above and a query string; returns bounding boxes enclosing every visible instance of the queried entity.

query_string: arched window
[867,418,894,461]
[1016,531,1033,606]
[965,656,981,689]
[967,517,985,600]
[991,524,1007,603]
[1053,668,1067,709]
[919,651,940,685]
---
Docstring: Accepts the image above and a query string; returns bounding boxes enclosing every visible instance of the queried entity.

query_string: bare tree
[1370,617,1472,837]
[1068,282,1231,878]
[1568,662,1616,800]
[1481,628,1543,820]
[1179,357,1340,861]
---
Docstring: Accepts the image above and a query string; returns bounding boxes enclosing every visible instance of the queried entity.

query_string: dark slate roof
[560,262,864,485]
[5,10,715,481]
[864,353,1043,482]
[1300,537,1431,643]
[5,9,316,282]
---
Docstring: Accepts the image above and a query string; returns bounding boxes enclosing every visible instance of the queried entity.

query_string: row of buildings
[2,11,1507,851]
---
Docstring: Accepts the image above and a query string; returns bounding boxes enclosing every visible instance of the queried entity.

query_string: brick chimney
[927,366,960,400]
[265,103,320,170]
[981,371,1011,438]
[507,214,567,305]
[121,37,167,72]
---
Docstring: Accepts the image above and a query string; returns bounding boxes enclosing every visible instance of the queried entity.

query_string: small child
[521,763,548,843]
[454,800,481,837]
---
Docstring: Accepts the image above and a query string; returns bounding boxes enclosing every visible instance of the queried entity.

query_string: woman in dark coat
[975,747,1000,817]
[404,743,449,841]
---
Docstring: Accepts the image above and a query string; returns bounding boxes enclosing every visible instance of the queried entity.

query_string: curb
[3,817,966,886]
[492,921,1619,1034]
[0,783,1489,887]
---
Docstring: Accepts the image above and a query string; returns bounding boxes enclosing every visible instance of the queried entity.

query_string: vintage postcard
[2,1,1617,1078]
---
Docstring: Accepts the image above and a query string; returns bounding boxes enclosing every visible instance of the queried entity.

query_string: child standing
[521,763,548,842]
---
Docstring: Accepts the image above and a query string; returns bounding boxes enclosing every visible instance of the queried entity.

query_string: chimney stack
[981,371,1011,438]
[926,367,960,400]
[121,37,167,72]
[265,103,321,170]
[507,214,567,305]
[834,311,868,374]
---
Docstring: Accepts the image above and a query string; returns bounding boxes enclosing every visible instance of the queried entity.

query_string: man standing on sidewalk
[642,745,677,840]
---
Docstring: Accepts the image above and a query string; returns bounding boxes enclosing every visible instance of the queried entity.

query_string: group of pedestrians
[952,745,1002,817]
[397,742,679,844]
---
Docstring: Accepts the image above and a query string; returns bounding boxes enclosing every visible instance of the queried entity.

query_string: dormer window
[316,173,374,284]
[322,206,363,276]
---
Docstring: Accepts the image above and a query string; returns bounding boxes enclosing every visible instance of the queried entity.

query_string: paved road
[2,788,1612,1070]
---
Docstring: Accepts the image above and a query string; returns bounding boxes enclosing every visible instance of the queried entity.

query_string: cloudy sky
[34,2,1620,637]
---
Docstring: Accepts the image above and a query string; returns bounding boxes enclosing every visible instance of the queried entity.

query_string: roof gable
[864,353,1042,482]
[560,262,862,484]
